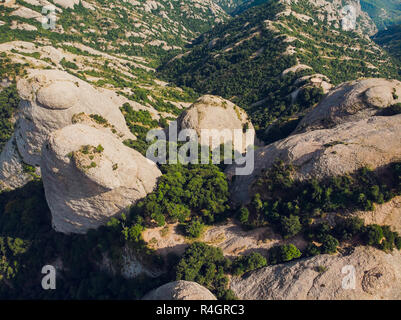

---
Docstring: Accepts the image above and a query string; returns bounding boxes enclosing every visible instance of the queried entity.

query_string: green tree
[231,252,267,276]
[175,242,231,299]
[185,219,205,238]
[363,224,384,247]
[280,215,302,238]
[320,235,339,254]
[238,207,250,224]
[269,244,301,264]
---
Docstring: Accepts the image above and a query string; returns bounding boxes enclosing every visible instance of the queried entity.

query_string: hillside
[361,0,401,30]
[212,0,246,13]
[0,0,229,65]
[373,24,401,67]
[159,0,399,136]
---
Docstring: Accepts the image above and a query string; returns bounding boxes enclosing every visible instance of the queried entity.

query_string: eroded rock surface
[230,246,401,300]
[0,69,135,190]
[228,78,401,204]
[41,124,161,234]
[295,78,401,133]
[142,280,217,300]
[177,95,255,153]
[228,115,401,204]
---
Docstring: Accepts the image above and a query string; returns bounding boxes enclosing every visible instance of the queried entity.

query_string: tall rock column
[41,124,161,234]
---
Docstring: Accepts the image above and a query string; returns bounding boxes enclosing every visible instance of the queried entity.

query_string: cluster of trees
[175,242,235,299]
[0,54,24,152]
[231,252,267,276]
[120,103,158,128]
[268,244,302,264]
[0,180,168,299]
[175,243,268,299]
[174,242,305,299]
[60,58,79,70]
[0,236,29,281]
[120,103,159,140]
[130,164,230,227]
[238,160,401,254]
[0,83,19,152]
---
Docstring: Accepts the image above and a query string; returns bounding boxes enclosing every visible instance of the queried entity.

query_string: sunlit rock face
[41,124,161,234]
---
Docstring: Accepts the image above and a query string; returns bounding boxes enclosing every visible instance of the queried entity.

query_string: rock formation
[177,95,255,153]
[295,78,401,133]
[227,79,401,204]
[142,280,217,300]
[41,124,161,234]
[0,69,136,190]
[230,246,401,300]
[280,0,377,36]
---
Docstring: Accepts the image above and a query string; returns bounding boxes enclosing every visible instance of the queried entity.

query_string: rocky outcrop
[280,0,377,36]
[142,281,217,300]
[227,78,401,204]
[52,0,79,9]
[0,69,135,191]
[295,79,401,133]
[230,246,401,300]
[0,138,33,190]
[351,196,401,234]
[228,114,401,203]
[177,95,255,153]
[41,124,161,234]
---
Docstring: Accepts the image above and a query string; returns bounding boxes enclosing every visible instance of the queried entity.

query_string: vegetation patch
[237,160,401,256]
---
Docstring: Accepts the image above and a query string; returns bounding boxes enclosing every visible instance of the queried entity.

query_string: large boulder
[0,69,135,190]
[295,78,401,133]
[142,280,217,300]
[227,114,401,204]
[230,246,401,300]
[41,124,161,234]
[227,78,401,204]
[177,95,255,153]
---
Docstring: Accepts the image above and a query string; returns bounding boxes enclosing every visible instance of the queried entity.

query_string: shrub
[333,217,364,241]
[280,215,302,239]
[363,224,384,247]
[238,207,249,224]
[185,219,205,238]
[304,242,320,257]
[231,252,267,276]
[320,235,339,254]
[269,244,301,264]
[175,242,231,299]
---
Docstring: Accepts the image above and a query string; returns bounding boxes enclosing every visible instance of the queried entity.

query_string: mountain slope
[159,0,399,134]
[0,0,229,65]
[361,0,401,30]
[373,24,401,68]
[212,0,246,13]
